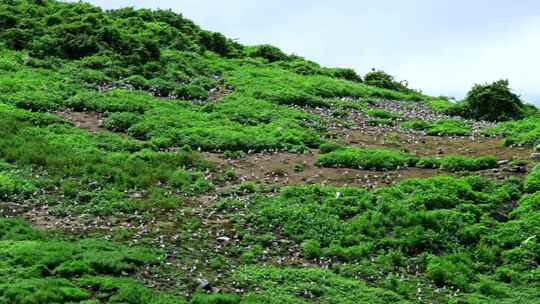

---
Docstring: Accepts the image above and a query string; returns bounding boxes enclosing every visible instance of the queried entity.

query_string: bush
[426,119,471,136]
[191,293,241,304]
[427,254,473,290]
[302,239,322,259]
[524,164,540,193]
[464,79,524,121]
[366,109,401,120]
[0,172,36,199]
[364,70,412,93]
[416,157,441,169]
[440,155,498,172]
[319,142,344,153]
[401,119,431,131]
[103,112,143,132]
[174,84,209,100]
[248,45,288,63]
[317,147,412,171]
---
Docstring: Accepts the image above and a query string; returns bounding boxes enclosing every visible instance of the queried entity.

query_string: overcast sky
[73,0,540,104]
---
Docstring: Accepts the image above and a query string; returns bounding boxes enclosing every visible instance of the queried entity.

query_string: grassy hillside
[1,1,539,303]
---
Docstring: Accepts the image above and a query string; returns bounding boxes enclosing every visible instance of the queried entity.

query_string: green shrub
[364,70,413,93]
[463,79,524,121]
[103,112,143,132]
[302,239,322,259]
[248,45,288,62]
[367,118,395,126]
[426,119,471,136]
[440,155,498,172]
[366,109,401,120]
[483,117,540,147]
[0,172,36,199]
[174,84,209,100]
[317,147,412,171]
[416,157,441,169]
[524,164,540,193]
[191,293,241,304]
[401,119,431,131]
[319,142,344,153]
[427,254,473,290]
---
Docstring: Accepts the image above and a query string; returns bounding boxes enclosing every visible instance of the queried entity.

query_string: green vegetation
[448,80,525,122]
[235,175,539,303]
[483,116,540,147]
[317,147,412,170]
[366,108,402,120]
[317,147,498,172]
[402,119,472,136]
[439,155,498,172]
[524,164,540,193]
[364,69,415,94]
[0,0,539,303]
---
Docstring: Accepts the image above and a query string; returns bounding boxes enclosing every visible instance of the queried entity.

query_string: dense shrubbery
[238,174,538,301]
[439,155,498,172]
[483,116,540,147]
[317,147,412,170]
[317,147,498,172]
[364,70,415,93]
[447,80,526,122]
[524,164,540,193]
[366,108,402,120]
[0,217,247,304]
[402,119,472,136]
[2,1,538,303]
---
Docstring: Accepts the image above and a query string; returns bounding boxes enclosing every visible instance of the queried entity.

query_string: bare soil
[57,110,104,132]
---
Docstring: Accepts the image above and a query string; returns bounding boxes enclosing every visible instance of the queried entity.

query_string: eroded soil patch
[57,110,104,132]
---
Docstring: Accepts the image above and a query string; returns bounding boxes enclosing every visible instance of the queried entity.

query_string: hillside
[1,1,540,303]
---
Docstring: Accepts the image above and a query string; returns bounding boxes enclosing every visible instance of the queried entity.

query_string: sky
[71,0,540,104]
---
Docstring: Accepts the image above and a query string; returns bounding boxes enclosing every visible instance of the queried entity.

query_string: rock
[196,278,211,290]
[497,160,510,165]
[510,166,527,173]
[216,236,230,242]
[531,153,540,161]
[535,144,540,152]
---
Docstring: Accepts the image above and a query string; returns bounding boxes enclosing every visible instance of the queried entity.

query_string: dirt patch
[209,86,233,102]
[343,131,532,161]
[57,111,104,133]
[205,149,529,190]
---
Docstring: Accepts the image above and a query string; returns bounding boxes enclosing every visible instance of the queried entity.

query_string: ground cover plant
[401,118,472,136]
[1,0,539,303]
[483,116,540,147]
[233,174,539,303]
[316,146,498,172]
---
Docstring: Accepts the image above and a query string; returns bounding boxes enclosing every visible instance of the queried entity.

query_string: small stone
[531,153,540,161]
[216,236,230,242]
[196,278,211,290]
[511,166,527,173]
[497,160,510,165]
